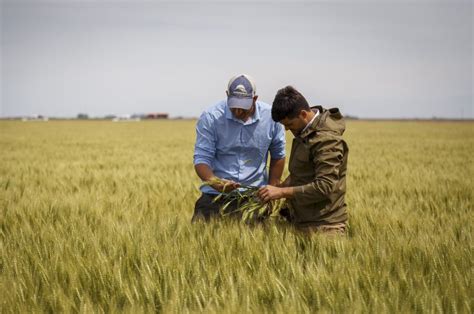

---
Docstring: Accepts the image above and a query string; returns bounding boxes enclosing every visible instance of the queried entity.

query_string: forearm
[268,158,285,185]
[194,163,216,182]
[279,186,295,199]
[195,163,240,192]
[278,178,331,200]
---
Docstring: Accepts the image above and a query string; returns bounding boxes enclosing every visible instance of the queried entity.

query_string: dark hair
[271,86,310,122]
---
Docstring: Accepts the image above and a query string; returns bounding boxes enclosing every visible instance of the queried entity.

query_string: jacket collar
[299,105,324,139]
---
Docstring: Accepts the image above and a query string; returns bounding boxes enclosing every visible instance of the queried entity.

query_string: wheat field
[0,120,472,313]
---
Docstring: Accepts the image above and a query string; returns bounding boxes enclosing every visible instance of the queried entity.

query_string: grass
[0,120,472,312]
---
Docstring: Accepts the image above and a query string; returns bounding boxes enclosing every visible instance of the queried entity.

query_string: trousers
[191,193,244,222]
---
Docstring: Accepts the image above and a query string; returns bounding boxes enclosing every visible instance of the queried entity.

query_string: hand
[211,178,240,193]
[257,185,284,203]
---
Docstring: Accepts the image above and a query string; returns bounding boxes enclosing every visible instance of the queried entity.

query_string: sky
[1,0,472,119]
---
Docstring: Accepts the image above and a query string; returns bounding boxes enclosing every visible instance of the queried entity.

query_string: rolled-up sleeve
[269,122,286,160]
[193,113,216,167]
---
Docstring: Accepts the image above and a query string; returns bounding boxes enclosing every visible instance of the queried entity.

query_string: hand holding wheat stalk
[202,178,285,223]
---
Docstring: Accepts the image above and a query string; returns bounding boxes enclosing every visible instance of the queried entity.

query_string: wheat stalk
[202,178,285,223]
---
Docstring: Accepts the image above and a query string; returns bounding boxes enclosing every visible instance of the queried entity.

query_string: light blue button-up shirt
[194,100,286,195]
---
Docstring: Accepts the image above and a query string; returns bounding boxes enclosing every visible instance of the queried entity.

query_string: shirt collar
[225,100,260,125]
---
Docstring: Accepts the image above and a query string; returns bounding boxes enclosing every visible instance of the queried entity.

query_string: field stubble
[0,120,472,312]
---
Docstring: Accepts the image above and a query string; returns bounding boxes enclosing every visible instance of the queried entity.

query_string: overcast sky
[1,0,472,118]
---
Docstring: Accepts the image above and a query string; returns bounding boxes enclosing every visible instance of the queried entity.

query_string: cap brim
[227,97,253,110]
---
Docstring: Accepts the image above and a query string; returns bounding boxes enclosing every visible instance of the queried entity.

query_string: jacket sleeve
[292,138,344,202]
[193,113,216,167]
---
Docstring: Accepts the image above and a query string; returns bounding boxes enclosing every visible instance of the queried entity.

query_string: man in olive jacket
[258,86,348,234]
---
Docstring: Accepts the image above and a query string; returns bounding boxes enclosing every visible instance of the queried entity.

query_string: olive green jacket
[287,106,349,227]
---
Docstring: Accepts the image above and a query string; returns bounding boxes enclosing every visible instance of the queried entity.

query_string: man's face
[229,96,258,122]
[279,112,308,136]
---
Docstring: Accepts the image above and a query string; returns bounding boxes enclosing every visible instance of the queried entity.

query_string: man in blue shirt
[192,74,286,221]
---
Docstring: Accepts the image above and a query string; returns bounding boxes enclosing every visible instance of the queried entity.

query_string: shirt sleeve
[269,122,286,160]
[193,112,216,167]
[293,138,344,201]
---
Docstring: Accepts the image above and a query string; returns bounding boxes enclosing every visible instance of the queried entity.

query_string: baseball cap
[226,74,256,110]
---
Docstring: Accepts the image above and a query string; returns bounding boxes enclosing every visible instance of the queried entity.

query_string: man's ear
[252,95,258,106]
[299,110,307,120]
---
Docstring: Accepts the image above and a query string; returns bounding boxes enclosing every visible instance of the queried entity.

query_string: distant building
[22,114,48,121]
[113,114,140,122]
[146,113,168,119]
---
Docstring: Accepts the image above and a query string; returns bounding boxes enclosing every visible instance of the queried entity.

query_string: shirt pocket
[290,143,313,176]
[239,126,267,159]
